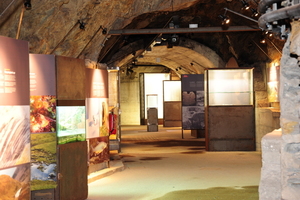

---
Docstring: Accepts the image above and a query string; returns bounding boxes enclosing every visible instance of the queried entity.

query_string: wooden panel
[57,141,88,200]
[56,56,86,100]
[207,106,255,151]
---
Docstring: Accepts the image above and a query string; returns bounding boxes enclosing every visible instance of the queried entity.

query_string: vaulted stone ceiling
[0,0,285,74]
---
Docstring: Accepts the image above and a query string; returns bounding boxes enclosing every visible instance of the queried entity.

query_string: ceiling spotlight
[100,26,107,35]
[24,0,31,10]
[175,67,182,71]
[171,34,179,43]
[219,14,230,25]
[241,0,250,10]
[260,37,266,44]
[78,20,86,30]
[251,8,259,17]
[169,21,175,29]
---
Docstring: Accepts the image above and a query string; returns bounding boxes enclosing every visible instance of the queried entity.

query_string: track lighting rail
[108,26,260,35]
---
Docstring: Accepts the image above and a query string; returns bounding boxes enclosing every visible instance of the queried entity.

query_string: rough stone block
[259,129,282,200]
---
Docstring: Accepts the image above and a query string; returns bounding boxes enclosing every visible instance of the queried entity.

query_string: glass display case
[163,81,181,101]
[146,94,158,108]
[205,68,255,151]
[57,106,86,144]
[207,68,253,106]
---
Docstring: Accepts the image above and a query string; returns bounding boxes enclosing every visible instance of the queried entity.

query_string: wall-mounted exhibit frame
[163,80,181,127]
[85,68,110,174]
[181,74,205,138]
[0,36,31,199]
[205,68,255,151]
[139,73,170,125]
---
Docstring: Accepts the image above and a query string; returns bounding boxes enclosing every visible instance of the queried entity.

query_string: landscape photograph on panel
[57,106,86,144]
[31,132,57,190]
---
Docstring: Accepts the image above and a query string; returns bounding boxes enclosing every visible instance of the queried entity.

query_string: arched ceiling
[110,38,226,75]
[0,0,285,74]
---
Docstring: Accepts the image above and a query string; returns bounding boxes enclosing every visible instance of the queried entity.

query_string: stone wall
[260,20,300,200]
[279,21,300,199]
[0,0,198,61]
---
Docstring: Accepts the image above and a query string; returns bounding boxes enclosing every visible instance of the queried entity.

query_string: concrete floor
[87,125,262,200]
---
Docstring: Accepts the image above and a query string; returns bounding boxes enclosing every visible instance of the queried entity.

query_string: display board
[0,36,31,199]
[86,68,109,172]
[163,80,181,127]
[181,74,205,130]
[29,54,57,191]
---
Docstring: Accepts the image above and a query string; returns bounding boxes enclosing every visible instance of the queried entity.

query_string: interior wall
[120,74,140,125]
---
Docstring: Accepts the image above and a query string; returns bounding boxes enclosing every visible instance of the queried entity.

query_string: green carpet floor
[153,186,258,200]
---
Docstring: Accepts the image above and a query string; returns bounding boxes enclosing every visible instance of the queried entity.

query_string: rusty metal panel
[164,102,181,121]
[31,189,55,200]
[56,56,86,100]
[163,101,182,127]
[207,106,255,151]
[57,141,88,200]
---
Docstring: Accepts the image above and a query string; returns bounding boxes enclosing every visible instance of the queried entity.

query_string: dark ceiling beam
[108,26,262,35]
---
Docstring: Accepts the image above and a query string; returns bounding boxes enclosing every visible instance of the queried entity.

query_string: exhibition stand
[0,36,31,200]
[205,68,255,151]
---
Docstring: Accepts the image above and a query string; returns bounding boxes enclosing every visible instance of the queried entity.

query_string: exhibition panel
[29,54,57,192]
[86,68,110,174]
[163,80,181,127]
[0,36,31,200]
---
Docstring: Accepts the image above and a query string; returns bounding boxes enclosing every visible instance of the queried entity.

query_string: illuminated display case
[57,106,86,144]
[207,68,253,106]
[205,68,255,151]
[163,80,181,127]
[146,94,158,108]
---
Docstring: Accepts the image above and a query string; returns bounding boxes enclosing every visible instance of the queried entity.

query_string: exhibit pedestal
[147,108,158,132]
[191,129,205,138]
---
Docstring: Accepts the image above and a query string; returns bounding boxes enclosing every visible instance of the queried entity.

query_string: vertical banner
[29,54,57,191]
[0,36,31,199]
[86,68,109,168]
[181,74,205,130]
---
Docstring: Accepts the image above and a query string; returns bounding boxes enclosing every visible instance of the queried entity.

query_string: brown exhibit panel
[57,141,88,200]
[163,101,182,127]
[206,106,255,151]
[56,56,86,100]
